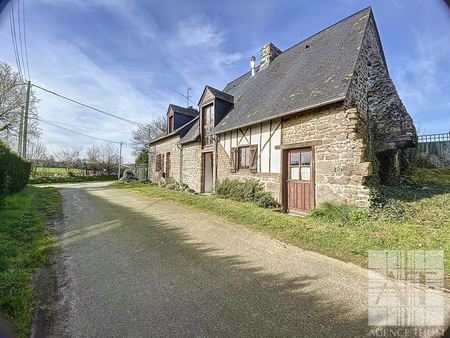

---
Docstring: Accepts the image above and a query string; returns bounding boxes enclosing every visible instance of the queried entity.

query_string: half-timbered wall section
[216,118,282,200]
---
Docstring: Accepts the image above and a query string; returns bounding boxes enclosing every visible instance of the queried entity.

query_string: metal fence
[414,132,450,168]
[418,132,450,143]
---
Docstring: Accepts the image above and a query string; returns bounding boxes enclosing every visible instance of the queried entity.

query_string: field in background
[30,166,117,184]
[29,175,116,184]
[34,166,84,174]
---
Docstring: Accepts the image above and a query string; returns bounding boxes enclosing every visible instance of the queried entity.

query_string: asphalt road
[50,182,450,338]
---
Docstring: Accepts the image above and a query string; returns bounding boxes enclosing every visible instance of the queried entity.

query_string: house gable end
[345,11,417,151]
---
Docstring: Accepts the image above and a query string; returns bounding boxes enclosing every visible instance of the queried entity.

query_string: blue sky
[0,0,449,162]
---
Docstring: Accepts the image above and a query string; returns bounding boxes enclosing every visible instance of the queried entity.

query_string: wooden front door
[286,148,314,213]
[202,152,213,193]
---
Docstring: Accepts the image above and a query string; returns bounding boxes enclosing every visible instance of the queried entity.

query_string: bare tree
[28,141,49,175]
[86,144,102,175]
[0,62,40,148]
[99,143,119,176]
[131,116,166,154]
[55,146,82,172]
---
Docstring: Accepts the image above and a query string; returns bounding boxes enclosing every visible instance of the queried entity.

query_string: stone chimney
[260,42,282,70]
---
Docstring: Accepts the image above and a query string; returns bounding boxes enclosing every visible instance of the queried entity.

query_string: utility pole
[118,142,122,180]
[17,106,24,154]
[22,80,31,158]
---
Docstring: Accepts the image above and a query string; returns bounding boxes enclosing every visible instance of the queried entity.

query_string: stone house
[149,7,417,213]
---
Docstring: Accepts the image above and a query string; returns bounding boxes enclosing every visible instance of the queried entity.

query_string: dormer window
[202,104,214,147]
[168,115,174,133]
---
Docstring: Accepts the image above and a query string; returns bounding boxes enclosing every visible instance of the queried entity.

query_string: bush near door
[214,178,280,209]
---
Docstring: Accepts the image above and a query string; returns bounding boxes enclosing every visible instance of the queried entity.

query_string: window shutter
[156,155,161,171]
[249,145,258,173]
[230,148,237,173]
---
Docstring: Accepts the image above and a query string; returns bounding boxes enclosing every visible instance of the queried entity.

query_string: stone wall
[345,14,417,151]
[181,142,202,192]
[216,143,281,201]
[282,103,372,208]
[148,135,181,182]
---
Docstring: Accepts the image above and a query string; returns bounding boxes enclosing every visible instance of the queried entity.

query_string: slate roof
[213,7,372,134]
[199,85,234,105]
[150,117,198,145]
[169,104,199,117]
[178,118,200,145]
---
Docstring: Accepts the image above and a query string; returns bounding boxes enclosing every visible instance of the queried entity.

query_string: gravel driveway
[49,182,449,337]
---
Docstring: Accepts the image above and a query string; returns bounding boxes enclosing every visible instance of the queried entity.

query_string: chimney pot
[250,56,256,76]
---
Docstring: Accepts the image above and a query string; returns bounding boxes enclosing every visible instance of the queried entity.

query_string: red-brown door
[286,148,314,213]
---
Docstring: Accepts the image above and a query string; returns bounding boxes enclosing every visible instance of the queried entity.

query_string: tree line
[31,143,120,176]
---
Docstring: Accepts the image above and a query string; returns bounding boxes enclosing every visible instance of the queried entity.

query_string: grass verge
[29,175,116,185]
[0,186,61,337]
[112,168,450,280]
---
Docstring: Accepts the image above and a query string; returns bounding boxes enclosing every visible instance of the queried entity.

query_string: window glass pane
[301,167,311,181]
[239,147,250,169]
[301,152,311,166]
[290,152,300,165]
[290,167,300,180]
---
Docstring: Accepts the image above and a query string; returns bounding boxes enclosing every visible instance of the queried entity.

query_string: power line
[16,0,26,79]
[38,118,122,144]
[21,0,31,80]
[9,3,22,76]
[29,116,132,135]
[175,88,194,107]
[32,84,145,127]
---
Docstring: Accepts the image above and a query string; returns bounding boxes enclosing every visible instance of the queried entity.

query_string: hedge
[0,141,31,202]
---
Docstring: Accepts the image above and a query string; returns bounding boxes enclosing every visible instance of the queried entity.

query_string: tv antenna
[175,88,193,107]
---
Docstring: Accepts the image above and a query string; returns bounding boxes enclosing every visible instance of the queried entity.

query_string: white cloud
[178,18,225,47]
[0,1,247,161]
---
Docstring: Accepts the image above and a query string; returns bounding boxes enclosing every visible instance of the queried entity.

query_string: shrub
[214,178,280,209]
[410,153,435,169]
[121,169,137,181]
[0,142,31,202]
[255,191,280,209]
[308,202,368,226]
[159,177,183,190]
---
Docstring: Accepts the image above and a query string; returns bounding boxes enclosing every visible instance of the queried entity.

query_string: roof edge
[212,97,345,134]
[149,117,198,145]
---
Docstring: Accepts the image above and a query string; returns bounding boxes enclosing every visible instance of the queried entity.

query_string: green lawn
[0,186,61,337]
[29,175,117,185]
[112,168,450,280]
[34,166,84,174]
